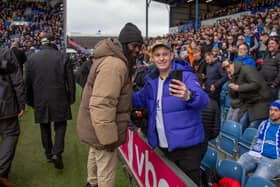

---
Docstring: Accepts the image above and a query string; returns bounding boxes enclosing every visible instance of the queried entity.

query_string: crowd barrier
[118,128,197,187]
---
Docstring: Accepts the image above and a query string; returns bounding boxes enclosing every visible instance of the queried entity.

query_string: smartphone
[170,70,182,81]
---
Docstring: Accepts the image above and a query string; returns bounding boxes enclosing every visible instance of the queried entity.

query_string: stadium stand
[1,0,280,186]
[0,0,64,50]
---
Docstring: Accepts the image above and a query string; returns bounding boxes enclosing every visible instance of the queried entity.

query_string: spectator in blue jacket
[233,43,256,68]
[133,40,209,185]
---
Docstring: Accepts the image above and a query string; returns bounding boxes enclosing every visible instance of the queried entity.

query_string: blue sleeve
[248,58,256,68]
[132,83,148,108]
[233,57,238,63]
[184,72,209,109]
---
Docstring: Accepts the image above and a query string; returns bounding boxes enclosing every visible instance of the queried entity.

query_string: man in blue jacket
[233,43,256,68]
[133,40,209,185]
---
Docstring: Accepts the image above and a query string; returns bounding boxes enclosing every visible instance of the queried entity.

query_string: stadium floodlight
[187,0,194,3]
[205,0,213,3]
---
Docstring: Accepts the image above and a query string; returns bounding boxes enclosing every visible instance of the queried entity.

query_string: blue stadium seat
[238,128,258,156]
[217,159,246,187]
[208,136,220,148]
[245,176,276,187]
[218,120,242,157]
[201,146,219,171]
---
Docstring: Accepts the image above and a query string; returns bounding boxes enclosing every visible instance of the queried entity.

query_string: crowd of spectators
[201,0,276,20]
[249,0,275,10]
[0,0,280,186]
[201,3,244,20]
[134,2,280,140]
[0,0,64,51]
[132,3,280,185]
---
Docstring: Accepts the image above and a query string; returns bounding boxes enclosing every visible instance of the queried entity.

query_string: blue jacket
[233,55,256,68]
[133,62,209,151]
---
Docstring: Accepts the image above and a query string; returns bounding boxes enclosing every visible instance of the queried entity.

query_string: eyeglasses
[238,38,244,40]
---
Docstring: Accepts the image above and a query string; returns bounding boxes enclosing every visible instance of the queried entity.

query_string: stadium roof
[152,0,242,7]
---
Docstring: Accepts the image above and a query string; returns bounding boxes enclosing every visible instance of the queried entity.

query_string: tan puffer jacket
[76,38,132,150]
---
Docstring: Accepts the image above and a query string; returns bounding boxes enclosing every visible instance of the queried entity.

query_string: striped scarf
[252,120,280,159]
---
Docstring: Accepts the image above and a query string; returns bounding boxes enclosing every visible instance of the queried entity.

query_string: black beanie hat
[118,23,143,44]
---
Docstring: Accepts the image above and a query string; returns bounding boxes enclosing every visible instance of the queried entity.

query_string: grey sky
[67,0,169,37]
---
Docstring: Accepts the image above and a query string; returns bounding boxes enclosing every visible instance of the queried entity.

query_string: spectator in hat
[25,32,76,170]
[77,22,143,187]
[237,99,280,180]
[133,40,209,185]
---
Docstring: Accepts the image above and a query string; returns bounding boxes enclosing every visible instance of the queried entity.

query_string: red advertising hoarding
[119,129,193,187]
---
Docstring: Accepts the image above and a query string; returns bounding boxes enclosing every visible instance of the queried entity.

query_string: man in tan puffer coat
[77,23,143,187]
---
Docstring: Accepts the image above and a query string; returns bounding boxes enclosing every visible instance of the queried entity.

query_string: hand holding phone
[170,70,183,95]
[169,75,190,100]
[169,79,181,95]
[169,70,190,100]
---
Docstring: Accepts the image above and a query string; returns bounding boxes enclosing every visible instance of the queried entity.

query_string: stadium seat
[201,146,219,171]
[245,176,276,187]
[208,136,220,148]
[217,159,246,187]
[238,128,258,156]
[218,120,242,157]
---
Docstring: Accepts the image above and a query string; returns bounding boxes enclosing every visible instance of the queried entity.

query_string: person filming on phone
[132,40,209,185]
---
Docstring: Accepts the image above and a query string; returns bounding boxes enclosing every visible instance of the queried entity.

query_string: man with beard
[233,43,256,68]
[233,44,256,68]
[76,23,143,187]
[237,99,280,180]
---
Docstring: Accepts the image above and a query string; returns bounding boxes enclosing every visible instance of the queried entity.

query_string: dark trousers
[0,117,19,178]
[40,121,66,158]
[161,142,206,186]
